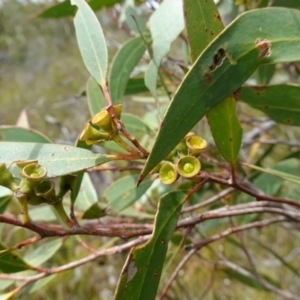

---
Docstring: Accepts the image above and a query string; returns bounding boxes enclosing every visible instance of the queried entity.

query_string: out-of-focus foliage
[1,0,300,299]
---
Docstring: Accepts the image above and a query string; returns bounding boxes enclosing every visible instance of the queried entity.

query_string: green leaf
[87,77,105,117]
[115,191,185,299]
[257,64,275,84]
[125,6,147,35]
[0,126,51,143]
[0,142,113,178]
[124,78,149,96]
[109,36,149,104]
[105,175,153,212]
[252,158,300,197]
[272,0,300,9]
[242,159,300,185]
[121,113,154,136]
[145,0,184,97]
[22,275,56,295]
[24,239,63,267]
[240,85,300,126]
[82,203,105,219]
[0,187,13,214]
[35,0,121,18]
[88,0,122,11]
[140,7,300,179]
[70,140,92,204]
[75,173,98,212]
[221,268,266,291]
[0,242,31,273]
[71,0,108,85]
[185,0,242,165]
[207,95,242,164]
[35,0,76,18]
[184,0,224,61]
[0,280,14,292]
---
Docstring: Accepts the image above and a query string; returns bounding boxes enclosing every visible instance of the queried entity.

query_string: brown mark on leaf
[252,85,267,96]
[154,270,158,277]
[126,258,138,282]
[209,48,226,72]
[229,138,233,142]
[233,88,242,100]
[286,119,292,124]
[210,31,214,36]
[203,72,213,85]
[214,13,221,20]
[255,39,271,59]
[264,105,269,110]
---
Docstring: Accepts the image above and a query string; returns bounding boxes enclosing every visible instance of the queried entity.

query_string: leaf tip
[136,174,145,187]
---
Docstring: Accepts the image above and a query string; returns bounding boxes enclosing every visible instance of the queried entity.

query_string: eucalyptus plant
[1,0,300,299]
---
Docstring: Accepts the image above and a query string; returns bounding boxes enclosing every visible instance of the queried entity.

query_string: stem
[16,192,30,223]
[111,133,142,156]
[51,201,73,228]
[101,81,148,157]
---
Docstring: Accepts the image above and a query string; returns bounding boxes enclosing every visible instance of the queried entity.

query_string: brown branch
[190,216,286,250]
[101,83,148,157]
[182,187,234,213]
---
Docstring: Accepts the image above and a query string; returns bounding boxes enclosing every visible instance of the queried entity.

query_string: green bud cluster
[79,104,122,145]
[155,133,208,185]
[0,161,74,227]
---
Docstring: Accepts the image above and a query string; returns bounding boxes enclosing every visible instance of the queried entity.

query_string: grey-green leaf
[71,0,108,85]
[0,142,113,178]
[145,0,184,97]
[105,175,153,212]
[109,36,148,104]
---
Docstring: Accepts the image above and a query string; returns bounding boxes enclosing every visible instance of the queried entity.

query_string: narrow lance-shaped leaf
[0,242,32,272]
[71,0,108,85]
[184,0,242,165]
[140,7,300,181]
[35,0,122,18]
[86,77,105,116]
[109,36,149,104]
[240,84,300,126]
[0,126,51,143]
[0,142,114,178]
[145,0,184,98]
[105,175,153,212]
[242,161,300,186]
[114,191,185,299]
[207,95,242,164]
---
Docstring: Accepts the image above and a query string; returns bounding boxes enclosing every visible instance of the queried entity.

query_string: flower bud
[15,160,38,170]
[35,180,56,203]
[177,155,201,178]
[92,110,114,133]
[79,122,109,145]
[0,163,17,190]
[92,105,122,133]
[159,163,178,185]
[19,163,47,193]
[186,135,207,156]
[26,191,45,206]
[57,174,77,198]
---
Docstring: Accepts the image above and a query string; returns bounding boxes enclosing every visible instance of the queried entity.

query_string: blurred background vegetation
[1,0,300,299]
